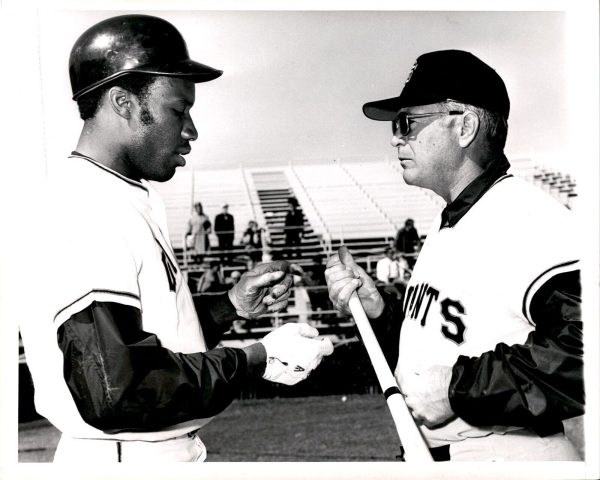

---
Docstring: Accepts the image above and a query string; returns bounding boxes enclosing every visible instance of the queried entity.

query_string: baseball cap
[363,50,509,120]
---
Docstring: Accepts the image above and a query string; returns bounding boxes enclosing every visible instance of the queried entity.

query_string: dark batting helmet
[69,14,223,100]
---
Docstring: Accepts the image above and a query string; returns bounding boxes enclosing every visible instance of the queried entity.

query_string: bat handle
[348,293,434,462]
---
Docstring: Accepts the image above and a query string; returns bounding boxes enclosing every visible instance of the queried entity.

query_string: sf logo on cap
[404,60,418,85]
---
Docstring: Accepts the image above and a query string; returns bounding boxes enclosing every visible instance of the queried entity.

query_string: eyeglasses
[392,110,463,137]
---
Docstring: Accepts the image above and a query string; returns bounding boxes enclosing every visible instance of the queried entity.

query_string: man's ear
[458,111,480,148]
[107,86,133,119]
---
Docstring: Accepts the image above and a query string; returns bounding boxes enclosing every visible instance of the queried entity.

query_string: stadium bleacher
[151,156,577,275]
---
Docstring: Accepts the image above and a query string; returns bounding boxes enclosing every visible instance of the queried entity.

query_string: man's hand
[399,365,455,428]
[228,260,302,319]
[260,323,334,385]
[325,246,384,318]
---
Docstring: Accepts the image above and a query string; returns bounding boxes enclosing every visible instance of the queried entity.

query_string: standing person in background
[19,14,333,464]
[187,202,211,264]
[242,220,264,268]
[284,198,304,258]
[325,49,583,461]
[214,203,235,264]
[394,218,420,270]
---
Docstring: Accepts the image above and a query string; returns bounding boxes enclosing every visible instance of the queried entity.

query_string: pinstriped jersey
[21,155,212,441]
[394,175,580,447]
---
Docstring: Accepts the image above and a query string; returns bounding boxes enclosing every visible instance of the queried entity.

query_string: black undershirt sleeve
[57,298,262,434]
[448,270,584,435]
[368,291,405,371]
[192,292,238,349]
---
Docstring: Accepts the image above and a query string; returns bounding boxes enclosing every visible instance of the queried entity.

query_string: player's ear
[458,111,480,148]
[107,86,133,120]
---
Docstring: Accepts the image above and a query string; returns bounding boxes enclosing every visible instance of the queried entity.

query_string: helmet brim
[72,59,223,100]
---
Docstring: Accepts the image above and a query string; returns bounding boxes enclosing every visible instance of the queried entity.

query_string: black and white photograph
[1,1,598,479]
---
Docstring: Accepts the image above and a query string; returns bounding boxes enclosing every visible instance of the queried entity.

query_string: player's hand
[228,260,302,319]
[325,246,384,318]
[398,365,455,428]
[259,323,334,385]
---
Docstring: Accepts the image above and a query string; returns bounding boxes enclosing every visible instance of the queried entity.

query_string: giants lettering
[403,282,466,344]
[157,240,177,292]
[440,298,466,345]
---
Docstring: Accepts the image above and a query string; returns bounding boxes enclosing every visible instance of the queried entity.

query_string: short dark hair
[76,73,158,121]
[442,100,508,154]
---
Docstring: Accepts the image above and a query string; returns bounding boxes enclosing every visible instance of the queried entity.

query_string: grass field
[18,394,584,463]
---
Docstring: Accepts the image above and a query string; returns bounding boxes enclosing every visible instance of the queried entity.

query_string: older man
[325,50,583,461]
[19,14,332,463]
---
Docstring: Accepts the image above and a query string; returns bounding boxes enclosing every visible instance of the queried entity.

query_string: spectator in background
[242,220,264,267]
[394,218,420,269]
[376,247,404,284]
[214,203,235,264]
[227,270,242,286]
[284,198,304,258]
[375,247,410,300]
[187,202,211,264]
[196,261,225,293]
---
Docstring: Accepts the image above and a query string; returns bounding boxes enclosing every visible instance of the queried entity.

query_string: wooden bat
[348,293,433,462]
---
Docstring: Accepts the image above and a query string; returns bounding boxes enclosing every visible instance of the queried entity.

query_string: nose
[391,133,406,147]
[182,114,198,142]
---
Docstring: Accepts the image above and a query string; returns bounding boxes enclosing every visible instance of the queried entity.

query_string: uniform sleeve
[192,292,239,349]
[57,300,266,434]
[448,269,584,435]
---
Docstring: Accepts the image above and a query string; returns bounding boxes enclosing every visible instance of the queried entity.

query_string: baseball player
[19,14,333,463]
[325,50,583,461]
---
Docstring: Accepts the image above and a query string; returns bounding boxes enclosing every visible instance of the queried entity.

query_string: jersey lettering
[440,298,466,344]
[403,282,465,343]
[157,241,177,292]
[403,283,439,325]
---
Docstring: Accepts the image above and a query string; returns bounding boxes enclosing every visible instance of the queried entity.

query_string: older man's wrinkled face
[391,104,462,196]
[126,77,197,182]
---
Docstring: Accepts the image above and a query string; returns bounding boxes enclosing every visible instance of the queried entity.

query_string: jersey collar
[440,152,512,229]
[70,151,149,194]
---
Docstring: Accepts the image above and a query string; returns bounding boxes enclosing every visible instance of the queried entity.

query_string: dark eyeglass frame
[392,110,464,137]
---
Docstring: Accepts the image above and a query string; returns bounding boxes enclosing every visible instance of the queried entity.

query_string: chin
[151,169,177,183]
[402,170,418,186]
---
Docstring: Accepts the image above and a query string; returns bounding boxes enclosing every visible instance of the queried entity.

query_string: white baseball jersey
[20,154,213,441]
[394,175,580,447]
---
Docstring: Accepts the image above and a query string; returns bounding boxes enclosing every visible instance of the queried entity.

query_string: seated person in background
[196,261,226,293]
[225,270,242,287]
[376,247,409,284]
[375,247,410,300]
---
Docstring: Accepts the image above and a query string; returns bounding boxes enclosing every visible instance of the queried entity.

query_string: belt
[115,428,201,462]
